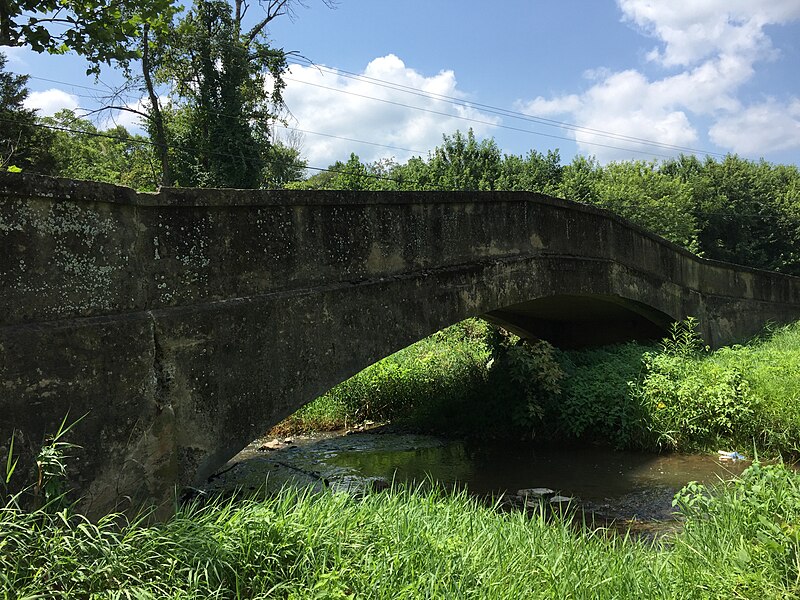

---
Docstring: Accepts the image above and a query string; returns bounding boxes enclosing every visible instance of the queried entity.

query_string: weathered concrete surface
[2,172,800,515]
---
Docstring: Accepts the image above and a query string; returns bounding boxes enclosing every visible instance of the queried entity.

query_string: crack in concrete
[148,312,171,412]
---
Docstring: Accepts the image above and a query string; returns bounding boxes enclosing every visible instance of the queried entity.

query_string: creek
[203,427,752,537]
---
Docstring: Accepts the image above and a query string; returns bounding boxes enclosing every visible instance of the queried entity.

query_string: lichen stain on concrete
[529,233,546,250]
[3,172,800,515]
[460,289,483,311]
[474,241,513,257]
[23,378,61,396]
[366,241,405,274]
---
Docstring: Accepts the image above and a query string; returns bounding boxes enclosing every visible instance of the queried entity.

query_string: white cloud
[519,69,700,161]
[23,88,79,116]
[618,0,800,67]
[709,98,800,153]
[280,54,501,167]
[517,1,800,161]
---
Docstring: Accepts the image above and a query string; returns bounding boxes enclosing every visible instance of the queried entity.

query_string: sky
[4,0,800,170]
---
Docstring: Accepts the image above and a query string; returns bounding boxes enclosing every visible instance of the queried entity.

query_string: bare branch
[79,105,153,122]
[246,0,290,42]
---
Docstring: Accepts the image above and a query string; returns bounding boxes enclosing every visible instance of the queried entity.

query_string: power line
[16,26,719,158]
[272,124,426,155]
[27,66,715,162]
[27,75,116,94]
[24,74,427,156]
[286,58,730,159]
[0,116,427,187]
[3,116,797,221]
[283,77,678,160]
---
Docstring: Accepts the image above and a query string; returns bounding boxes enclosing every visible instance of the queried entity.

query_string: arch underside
[485,294,673,348]
[173,257,690,493]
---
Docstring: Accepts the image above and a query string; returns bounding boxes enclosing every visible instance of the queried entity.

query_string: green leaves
[0,52,59,173]
[593,159,699,251]
[2,0,180,71]
[42,109,159,191]
[632,319,755,451]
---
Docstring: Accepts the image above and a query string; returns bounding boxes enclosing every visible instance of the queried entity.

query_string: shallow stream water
[202,428,752,535]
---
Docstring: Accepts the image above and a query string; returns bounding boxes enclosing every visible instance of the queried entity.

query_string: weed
[3,463,800,598]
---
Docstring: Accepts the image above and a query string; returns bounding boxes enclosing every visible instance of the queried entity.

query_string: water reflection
[205,431,752,525]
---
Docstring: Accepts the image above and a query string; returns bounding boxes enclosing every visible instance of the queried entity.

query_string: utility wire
[2,116,795,221]
[282,77,677,160]
[286,58,729,159]
[272,123,426,155]
[26,74,428,156]
[0,116,432,187]
[30,49,724,159]
[27,67,705,161]
[19,44,744,159]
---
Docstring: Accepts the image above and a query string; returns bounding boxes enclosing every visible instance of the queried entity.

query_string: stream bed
[202,427,752,538]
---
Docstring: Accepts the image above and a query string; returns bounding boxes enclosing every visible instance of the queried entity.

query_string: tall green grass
[278,318,800,457]
[273,319,492,435]
[710,324,800,456]
[3,462,799,598]
[630,319,800,455]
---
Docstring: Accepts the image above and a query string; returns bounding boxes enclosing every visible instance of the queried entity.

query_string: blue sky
[5,0,800,169]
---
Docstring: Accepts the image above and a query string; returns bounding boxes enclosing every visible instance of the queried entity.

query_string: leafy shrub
[633,319,754,451]
[279,316,800,458]
[555,343,650,448]
[3,415,81,512]
[484,333,564,438]
[276,319,493,434]
[674,462,800,592]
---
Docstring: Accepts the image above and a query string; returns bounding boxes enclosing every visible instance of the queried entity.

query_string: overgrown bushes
[272,319,492,435]
[279,318,800,457]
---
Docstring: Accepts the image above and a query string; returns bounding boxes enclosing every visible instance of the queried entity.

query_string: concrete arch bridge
[2,173,800,514]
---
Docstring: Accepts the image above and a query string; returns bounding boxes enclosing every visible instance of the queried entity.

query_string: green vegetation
[2,461,799,598]
[0,53,57,174]
[274,320,492,435]
[2,0,318,187]
[5,49,800,276]
[280,318,800,458]
[293,130,800,277]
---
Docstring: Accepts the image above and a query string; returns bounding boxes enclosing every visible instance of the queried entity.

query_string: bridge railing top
[2,171,799,283]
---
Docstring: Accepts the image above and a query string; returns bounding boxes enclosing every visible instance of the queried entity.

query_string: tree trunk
[142,23,171,187]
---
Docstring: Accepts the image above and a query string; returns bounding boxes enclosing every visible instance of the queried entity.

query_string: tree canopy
[2,0,330,187]
[0,52,56,173]
[0,0,178,73]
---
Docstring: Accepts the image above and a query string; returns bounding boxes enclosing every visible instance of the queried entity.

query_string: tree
[689,155,800,273]
[158,0,290,188]
[594,160,698,251]
[425,129,502,191]
[1,0,180,183]
[3,0,334,188]
[262,142,307,188]
[288,154,396,191]
[0,0,177,74]
[391,155,432,190]
[0,52,55,172]
[43,110,158,190]
[140,0,334,187]
[497,149,562,194]
[558,155,601,204]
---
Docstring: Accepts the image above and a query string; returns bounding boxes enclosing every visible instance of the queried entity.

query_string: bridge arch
[2,172,800,514]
